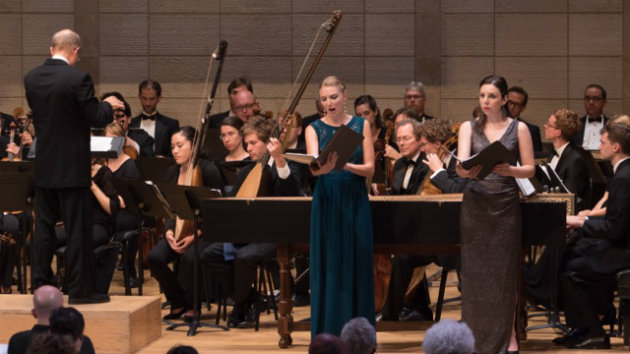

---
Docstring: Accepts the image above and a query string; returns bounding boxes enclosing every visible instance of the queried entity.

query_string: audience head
[423,319,475,354]
[49,307,85,354]
[138,80,162,115]
[584,84,607,118]
[507,86,528,118]
[419,118,453,155]
[393,107,421,125]
[340,317,376,354]
[219,116,245,153]
[600,122,630,159]
[171,126,197,165]
[309,333,347,354]
[230,90,259,122]
[544,108,579,142]
[50,29,81,66]
[404,81,427,115]
[25,332,77,354]
[241,115,276,161]
[354,95,383,130]
[395,119,423,159]
[32,285,64,325]
[319,76,347,119]
[166,345,199,354]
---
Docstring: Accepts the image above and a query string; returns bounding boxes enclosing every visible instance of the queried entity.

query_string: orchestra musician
[201,115,302,328]
[384,107,423,162]
[572,84,610,150]
[130,80,180,157]
[217,116,248,162]
[556,123,630,349]
[101,92,153,157]
[24,29,123,304]
[456,75,535,354]
[208,77,254,128]
[305,76,375,336]
[421,118,469,193]
[403,81,434,123]
[146,126,225,321]
[0,214,21,294]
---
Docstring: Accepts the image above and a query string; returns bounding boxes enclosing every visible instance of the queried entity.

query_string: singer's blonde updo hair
[319,75,346,93]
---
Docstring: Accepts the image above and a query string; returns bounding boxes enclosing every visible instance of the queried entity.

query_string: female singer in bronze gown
[147,126,225,321]
[456,75,535,354]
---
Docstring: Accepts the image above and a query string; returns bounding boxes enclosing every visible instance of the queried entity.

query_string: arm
[90,165,120,215]
[455,121,481,179]
[306,125,336,176]
[343,119,375,178]
[492,121,535,178]
[580,178,630,241]
[579,192,608,217]
[77,73,121,127]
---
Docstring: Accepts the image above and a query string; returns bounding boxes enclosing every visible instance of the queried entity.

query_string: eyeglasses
[543,122,559,129]
[232,103,257,111]
[404,94,425,100]
[584,96,603,103]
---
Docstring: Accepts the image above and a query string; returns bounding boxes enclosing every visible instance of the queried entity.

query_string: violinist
[146,126,225,321]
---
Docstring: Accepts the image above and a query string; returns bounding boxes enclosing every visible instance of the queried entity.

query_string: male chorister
[403,81,434,123]
[572,84,609,150]
[24,29,123,304]
[543,108,590,210]
[555,123,630,349]
[507,86,543,154]
[381,119,433,321]
[201,115,302,328]
[130,80,180,156]
[208,77,255,128]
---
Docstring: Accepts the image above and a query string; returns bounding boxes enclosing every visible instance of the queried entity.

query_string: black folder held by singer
[281,124,363,171]
[454,140,517,180]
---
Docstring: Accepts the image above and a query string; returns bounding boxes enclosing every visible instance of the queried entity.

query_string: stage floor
[5,264,627,354]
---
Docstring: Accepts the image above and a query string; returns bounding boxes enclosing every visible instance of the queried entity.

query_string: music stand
[157,183,227,335]
[136,157,175,183]
[0,172,34,294]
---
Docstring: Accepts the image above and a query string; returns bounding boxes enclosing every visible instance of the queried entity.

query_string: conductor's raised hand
[103,95,124,111]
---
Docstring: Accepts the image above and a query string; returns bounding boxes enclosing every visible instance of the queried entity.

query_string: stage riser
[0,295,162,354]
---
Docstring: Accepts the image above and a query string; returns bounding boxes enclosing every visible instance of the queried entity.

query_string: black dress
[460,119,521,354]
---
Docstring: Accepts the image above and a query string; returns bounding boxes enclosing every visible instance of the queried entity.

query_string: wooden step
[0,295,162,354]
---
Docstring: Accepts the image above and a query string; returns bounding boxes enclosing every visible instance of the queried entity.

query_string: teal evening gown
[309,116,375,337]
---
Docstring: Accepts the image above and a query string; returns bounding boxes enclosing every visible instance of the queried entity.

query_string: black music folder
[281,124,363,171]
[454,141,517,180]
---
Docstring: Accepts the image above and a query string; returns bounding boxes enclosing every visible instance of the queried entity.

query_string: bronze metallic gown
[460,118,521,354]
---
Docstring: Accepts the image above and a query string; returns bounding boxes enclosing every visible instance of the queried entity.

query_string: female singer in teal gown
[305,76,376,336]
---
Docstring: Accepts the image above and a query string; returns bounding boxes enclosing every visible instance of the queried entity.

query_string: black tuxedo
[0,112,21,146]
[430,151,469,193]
[571,115,609,148]
[130,112,179,157]
[25,58,113,299]
[127,128,155,157]
[517,118,542,153]
[553,143,591,211]
[391,154,428,195]
[208,110,230,129]
[560,158,630,336]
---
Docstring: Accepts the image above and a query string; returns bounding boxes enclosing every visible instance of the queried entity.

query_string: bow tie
[404,158,416,167]
[551,150,559,157]
[586,116,602,123]
[141,114,156,121]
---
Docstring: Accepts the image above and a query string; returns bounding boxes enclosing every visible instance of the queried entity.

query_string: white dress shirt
[139,111,157,139]
[549,141,570,170]
[582,115,605,150]
[402,151,421,190]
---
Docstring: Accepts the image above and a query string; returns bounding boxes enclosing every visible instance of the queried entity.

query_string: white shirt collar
[410,150,421,163]
[614,157,630,174]
[554,141,570,158]
[585,114,605,123]
[51,54,69,64]
[142,110,158,117]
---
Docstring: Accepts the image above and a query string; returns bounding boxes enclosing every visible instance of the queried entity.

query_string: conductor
[24,29,123,304]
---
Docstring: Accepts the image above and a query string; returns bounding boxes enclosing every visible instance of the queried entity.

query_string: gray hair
[406,81,426,96]
[340,317,376,354]
[423,320,475,354]
[395,118,422,141]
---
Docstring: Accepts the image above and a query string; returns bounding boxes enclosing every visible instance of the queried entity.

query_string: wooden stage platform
[0,265,627,353]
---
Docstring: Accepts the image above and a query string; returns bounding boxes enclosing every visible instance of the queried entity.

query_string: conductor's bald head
[50,29,81,66]
[32,285,64,324]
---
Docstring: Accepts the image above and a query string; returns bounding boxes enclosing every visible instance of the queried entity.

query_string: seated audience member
[423,319,475,354]
[555,123,630,349]
[420,118,469,193]
[101,91,153,157]
[309,333,347,354]
[340,317,377,354]
[507,86,543,154]
[147,126,225,321]
[131,80,180,157]
[202,115,302,328]
[208,77,254,128]
[573,84,610,150]
[25,333,77,354]
[8,285,95,354]
[46,307,87,354]
[166,345,199,354]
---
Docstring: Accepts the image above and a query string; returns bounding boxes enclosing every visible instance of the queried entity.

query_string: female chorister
[147,126,224,321]
[456,75,534,354]
[305,76,375,336]
[218,116,248,162]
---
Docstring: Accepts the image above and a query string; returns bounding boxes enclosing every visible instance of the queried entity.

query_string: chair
[617,269,630,346]
[113,230,140,295]
[253,261,279,331]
